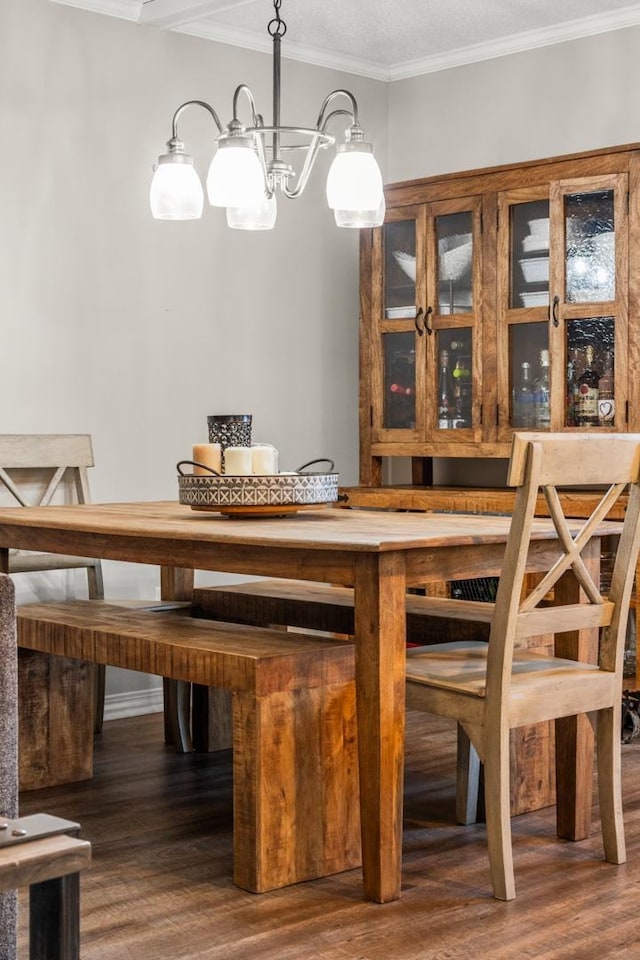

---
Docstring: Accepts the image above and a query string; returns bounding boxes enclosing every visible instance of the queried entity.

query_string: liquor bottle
[452,356,472,427]
[566,347,579,427]
[574,344,600,427]
[513,361,535,428]
[597,349,615,426]
[437,350,454,429]
[533,349,551,429]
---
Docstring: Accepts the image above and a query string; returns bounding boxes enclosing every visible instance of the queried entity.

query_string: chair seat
[406,640,616,725]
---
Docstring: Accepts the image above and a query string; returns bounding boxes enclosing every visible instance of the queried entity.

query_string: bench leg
[29,872,80,960]
[232,680,361,893]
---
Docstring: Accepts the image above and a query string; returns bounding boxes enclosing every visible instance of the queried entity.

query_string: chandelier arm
[280,133,324,199]
[319,108,358,136]
[315,89,358,130]
[171,99,223,139]
[231,84,260,126]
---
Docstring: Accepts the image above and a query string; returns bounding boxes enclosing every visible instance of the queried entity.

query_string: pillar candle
[251,444,278,475]
[224,446,253,475]
[192,443,221,475]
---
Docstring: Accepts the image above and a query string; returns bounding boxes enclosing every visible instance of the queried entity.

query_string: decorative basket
[177,458,339,516]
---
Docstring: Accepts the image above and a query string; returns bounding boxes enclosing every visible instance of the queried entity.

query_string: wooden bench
[16,601,360,893]
[192,579,490,643]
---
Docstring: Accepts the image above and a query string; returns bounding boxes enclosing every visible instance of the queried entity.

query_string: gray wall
[387,24,640,488]
[0,0,387,704]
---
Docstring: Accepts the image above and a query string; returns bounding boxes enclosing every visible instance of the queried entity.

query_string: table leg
[353,551,407,903]
[554,538,600,840]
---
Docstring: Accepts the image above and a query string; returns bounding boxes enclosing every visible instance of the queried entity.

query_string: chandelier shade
[226,194,278,230]
[149,152,204,220]
[149,0,384,230]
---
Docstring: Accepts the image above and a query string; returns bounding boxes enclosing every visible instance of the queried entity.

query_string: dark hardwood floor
[18,711,640,960]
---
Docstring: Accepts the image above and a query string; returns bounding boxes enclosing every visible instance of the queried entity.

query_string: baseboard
[104,687,164,722]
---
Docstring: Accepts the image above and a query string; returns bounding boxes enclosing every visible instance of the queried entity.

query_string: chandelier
[149,0,385,230]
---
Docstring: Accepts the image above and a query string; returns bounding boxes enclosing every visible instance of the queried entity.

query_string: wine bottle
[533,349,551,429]
[574,344,599,427]
[513,361,535,428]
[437,350,454,429]
[597,349,615,426]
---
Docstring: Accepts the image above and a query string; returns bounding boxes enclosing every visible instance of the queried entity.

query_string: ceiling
[54,0,640,80]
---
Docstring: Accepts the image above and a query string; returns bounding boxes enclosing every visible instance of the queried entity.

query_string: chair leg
[483,727,515,900]
[456,724,481,825]
[163,679,193,753]
[596,705,626,864]
[93,664,105,735]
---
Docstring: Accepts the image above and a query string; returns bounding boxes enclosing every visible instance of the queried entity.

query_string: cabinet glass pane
[436,328,472,429]
[565,316,615,427]
[565,190,615,303]
[511,200,550,309]
[436,212,473,315]
[384,221,417,318]
[383,331,416,428]
[510,323,550,428]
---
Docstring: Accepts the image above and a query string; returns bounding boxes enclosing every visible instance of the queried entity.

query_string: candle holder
[207,415,252,449]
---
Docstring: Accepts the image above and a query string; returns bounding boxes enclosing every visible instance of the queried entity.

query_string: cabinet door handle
[414,307,425,336]
[551,295,560,327]
[425,305,433,335]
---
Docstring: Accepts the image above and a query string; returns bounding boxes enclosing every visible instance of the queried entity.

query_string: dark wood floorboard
[17,711,640,960]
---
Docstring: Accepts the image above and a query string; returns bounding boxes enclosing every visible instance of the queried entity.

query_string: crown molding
[50,0,141,20]
[388,3,640,81]
[49,0,640,82]
[175,20,391,81]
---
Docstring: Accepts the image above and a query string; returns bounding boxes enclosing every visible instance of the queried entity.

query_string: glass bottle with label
[597,349,615,426]
[574,344,600,426]
[533,349,551,429]
[437,350,455,429]
[513,361,535,428]
[566,347,580,426]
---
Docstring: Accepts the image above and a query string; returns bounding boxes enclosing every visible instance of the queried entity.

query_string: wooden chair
[0,435,105,732]
[0,573,91,960]
[405,432,640,900]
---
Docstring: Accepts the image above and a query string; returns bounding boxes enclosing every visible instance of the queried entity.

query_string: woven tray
[177,458,339,516]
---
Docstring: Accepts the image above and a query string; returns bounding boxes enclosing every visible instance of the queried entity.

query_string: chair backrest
[0,434,96,508]
[0,574,18,958]
[487,432,640,701]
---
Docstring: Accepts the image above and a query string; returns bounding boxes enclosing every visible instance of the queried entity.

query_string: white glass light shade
[326,144,383,212]
[207,139,266,208]
[334,194,385,228]
[226,194,277,230]
[149,158,204,220]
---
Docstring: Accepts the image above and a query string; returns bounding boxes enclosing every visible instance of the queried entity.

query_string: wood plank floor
[18,710,640,960]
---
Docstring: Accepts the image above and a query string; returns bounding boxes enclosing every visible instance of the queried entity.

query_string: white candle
[224,446,253,475]
[192,443,221,475]
[251,444,278,475]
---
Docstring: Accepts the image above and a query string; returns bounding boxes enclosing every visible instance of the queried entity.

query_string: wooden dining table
[0,499,618,903]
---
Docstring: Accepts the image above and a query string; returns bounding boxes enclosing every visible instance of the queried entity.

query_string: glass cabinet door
[429,198,482,441]
[551,175,627,431]
[372,206,425,441]
[497,175,627,438]
[372,199,482,445]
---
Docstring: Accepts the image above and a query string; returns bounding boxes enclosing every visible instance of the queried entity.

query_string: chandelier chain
[268,0,287,39]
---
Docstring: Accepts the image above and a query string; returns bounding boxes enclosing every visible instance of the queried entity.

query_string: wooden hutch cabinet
[358,142,640,485]
[354,141,640,694]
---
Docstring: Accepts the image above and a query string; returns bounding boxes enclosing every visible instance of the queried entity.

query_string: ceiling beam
[138,0,254,29]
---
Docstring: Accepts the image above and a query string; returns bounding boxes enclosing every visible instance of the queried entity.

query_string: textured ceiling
[57,0,640,79]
